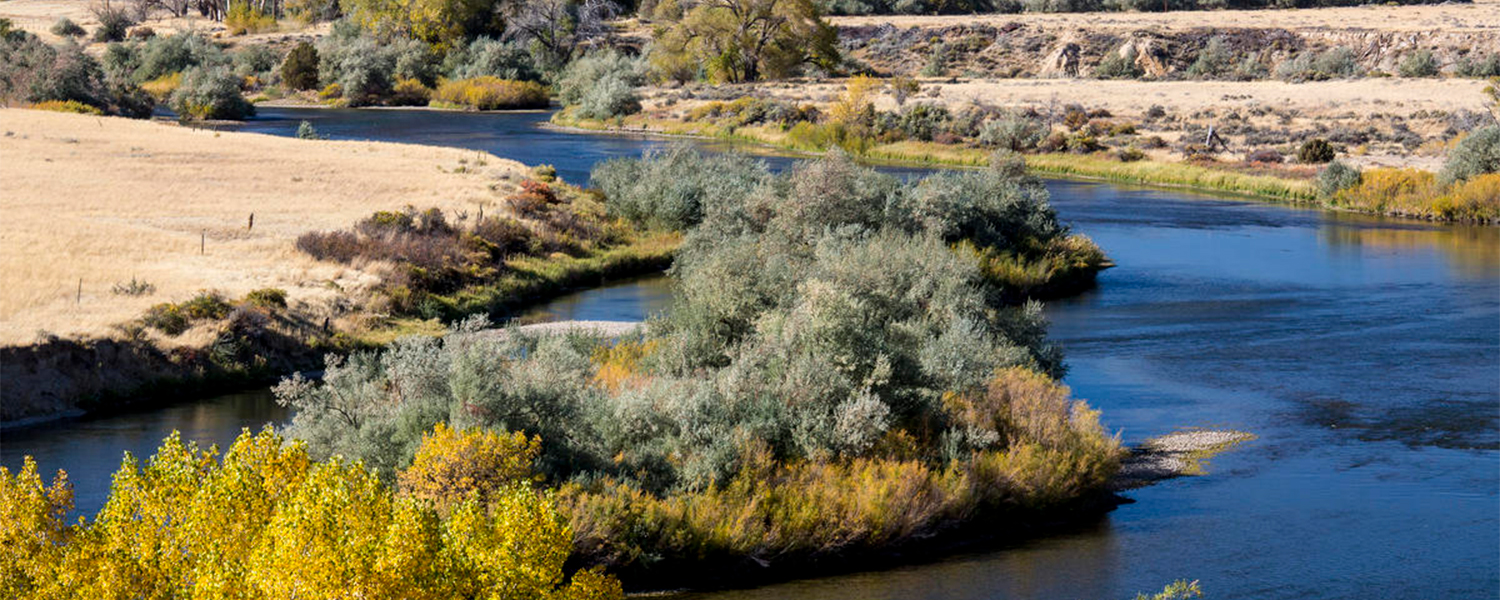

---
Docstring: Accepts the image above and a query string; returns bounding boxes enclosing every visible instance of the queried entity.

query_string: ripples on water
[2,108,1494,600]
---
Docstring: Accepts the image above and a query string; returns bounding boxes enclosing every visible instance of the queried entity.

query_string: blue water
[3,107,1495,600]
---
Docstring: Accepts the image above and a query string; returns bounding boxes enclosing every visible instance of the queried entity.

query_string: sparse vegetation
[1398,50,1440,78]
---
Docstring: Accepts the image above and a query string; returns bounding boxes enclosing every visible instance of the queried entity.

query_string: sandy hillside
[0,109,526,345]
[830,0,1500,32]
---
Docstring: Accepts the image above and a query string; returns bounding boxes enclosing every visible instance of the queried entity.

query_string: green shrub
[979,111,1046,151]
[243,288,288,308]
[1455,54,1500,78]
[232,44,278,78]
[443,37,538,82]
[1440,125,1500,186]
[1316,159,1362,198]
[1297,138,1336,163]
[558,50,645,120]
[1186,36,1234,80]
[169,66,254,120]
[1094,46,1143,79]
[133,32,227,84]
[1397,50,1440,78]
[50,18,86,38]
[592,145,770,230]
[281,41,319,90]
[431,77,548,110]
[91,7,133,43]
[1276,47,1361,82]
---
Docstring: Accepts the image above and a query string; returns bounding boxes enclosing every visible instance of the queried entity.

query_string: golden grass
[0,109,528,345]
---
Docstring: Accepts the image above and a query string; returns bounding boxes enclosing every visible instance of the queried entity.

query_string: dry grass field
[674,77,1494,170]
[830,0,1500,31]
[0,109,525,345]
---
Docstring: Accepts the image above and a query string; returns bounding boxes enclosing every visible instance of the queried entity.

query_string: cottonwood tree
[649,0,838,83]
[504,0,618,72]
[342,0,504,48]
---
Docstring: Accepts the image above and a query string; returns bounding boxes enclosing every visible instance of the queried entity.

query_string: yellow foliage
[29,100,102,115]
[1330,167,1498,222]
[590,339,658,392]
[397,423,542,510]
[225,1,277,35]
[829,75,880,126]
[141,72,184,101]
[0,458,72,598]
[432,77,549,111]
[0,428,620,600]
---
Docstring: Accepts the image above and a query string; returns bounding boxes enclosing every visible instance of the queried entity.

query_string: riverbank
[555,110,1329,203]
[0,109,676,423]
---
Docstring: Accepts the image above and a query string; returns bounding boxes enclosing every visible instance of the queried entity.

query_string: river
[2,107,1496,599]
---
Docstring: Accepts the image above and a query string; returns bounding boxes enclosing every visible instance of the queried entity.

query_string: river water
[2,108,1496,599]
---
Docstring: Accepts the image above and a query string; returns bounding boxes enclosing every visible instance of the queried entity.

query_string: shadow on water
[4,107,1495,599]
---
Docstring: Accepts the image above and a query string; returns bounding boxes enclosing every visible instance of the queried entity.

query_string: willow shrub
[276,148,1120,578]
[432,76,548,110]
[0,428,621,600]
[1329,168,1500,222]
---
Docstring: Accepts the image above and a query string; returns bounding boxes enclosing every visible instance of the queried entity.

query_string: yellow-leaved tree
[0,427,621,600]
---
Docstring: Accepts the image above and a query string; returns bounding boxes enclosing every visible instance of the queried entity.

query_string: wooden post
[201,230,206,254]
[248,212,254,231]
[77,278,82,304]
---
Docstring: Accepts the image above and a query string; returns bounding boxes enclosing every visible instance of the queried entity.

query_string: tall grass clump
[431,76,548,110]
[275,149,1122,582]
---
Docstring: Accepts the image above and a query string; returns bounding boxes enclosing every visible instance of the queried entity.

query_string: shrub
[894,103,952,141]
[295,119,320,139]
[432,76,548,110]
[389,77,432,106]
[225,1,277,35]
[1276,47,1361,82]
[592,145,770,230]
[1455,54,1500,78]
[133,32,227,84]
[443,37,538,82]
[1439,125,1500,185]
[1397,50,1440,78]
[1297,138,1336,163]
[1186,36,1234,80]
[317,27,398,105]
[243,288,287,308]
[397,424,541,511]
[281,41,319,90]
[1094,46,1143,79]
[1316,160,1361,198]
[558,50,646,120]
[111,277,155,296]
[0,429,623,599]
[50,18,86,38]
[169,66,254,120]
[232,44,278,78]
[1117,147,1146,162]
[1245,148,1283,163]
[92,7,134,43]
